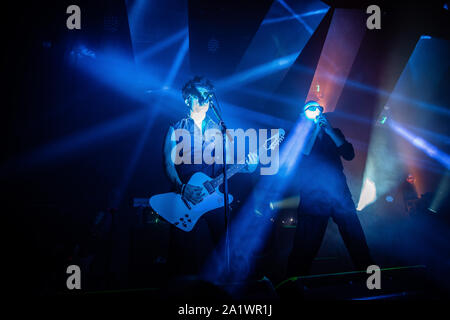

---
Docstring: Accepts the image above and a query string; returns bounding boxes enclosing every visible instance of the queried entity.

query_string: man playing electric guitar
[163,76,258,277]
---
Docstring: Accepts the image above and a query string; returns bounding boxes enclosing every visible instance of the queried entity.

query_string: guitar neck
[208,128,284,189]
[210,163,247,188]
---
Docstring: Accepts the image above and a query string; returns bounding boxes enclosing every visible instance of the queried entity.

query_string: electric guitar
[149,128,285,231]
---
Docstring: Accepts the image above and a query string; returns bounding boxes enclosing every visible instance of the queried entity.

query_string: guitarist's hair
[182,76,214,109]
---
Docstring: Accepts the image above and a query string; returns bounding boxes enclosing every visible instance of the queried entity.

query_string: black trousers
[167,208,226,277]
[287,195,373,277]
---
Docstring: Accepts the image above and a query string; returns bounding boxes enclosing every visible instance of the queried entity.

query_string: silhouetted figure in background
[401,173,420,215]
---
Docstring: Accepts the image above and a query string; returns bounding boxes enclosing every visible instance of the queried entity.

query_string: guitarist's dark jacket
[169,116,224,185]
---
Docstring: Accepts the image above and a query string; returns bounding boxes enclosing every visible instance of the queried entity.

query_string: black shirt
[297,128,355,206]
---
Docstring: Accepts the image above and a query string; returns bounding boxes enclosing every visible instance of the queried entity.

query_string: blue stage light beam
[233,85,311,108]
[135,27,188,63]
[277,0,313,34]
[8,41,188,175]
[126,0,146,26]
[19,61,183,180]
[201,116,314,286]
[389,120,450,170]
[401,124,450,146]
[1,108,149,174]
[75,49,162,103]
[219,101,294,129]
[262,8,328,25]
[429,173,449,214]
[111,36,190,207]
[74,38,187,112]
[126,0,149,54]
[164,36,189,87]
[216,52,300,90]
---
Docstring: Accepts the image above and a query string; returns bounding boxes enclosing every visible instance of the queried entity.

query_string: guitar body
[150,128,285,232]
[149,172,233,232]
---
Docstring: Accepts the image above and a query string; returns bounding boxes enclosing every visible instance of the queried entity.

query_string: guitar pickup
[203,181,215,194]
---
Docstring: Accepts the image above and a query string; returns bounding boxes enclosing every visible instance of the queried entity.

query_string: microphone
[316,110,325,126]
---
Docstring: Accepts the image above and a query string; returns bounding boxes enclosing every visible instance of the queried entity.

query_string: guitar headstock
[264,128,285,151]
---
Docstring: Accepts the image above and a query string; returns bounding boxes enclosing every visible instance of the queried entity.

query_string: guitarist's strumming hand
[183,184,206,205]
[245,152,259,173]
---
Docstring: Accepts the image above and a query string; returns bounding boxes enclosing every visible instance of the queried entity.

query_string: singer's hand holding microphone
[317,114,333,135]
